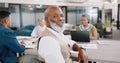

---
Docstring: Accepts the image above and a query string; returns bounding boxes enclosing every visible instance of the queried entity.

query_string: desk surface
[24,39,120,63]
[86,40,120,63]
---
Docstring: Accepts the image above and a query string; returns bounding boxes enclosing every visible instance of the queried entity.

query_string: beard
[49,20,64,33]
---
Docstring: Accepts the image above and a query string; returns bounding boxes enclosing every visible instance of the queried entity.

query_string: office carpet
[19,54,41,63]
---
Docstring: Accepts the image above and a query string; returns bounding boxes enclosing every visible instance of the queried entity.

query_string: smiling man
[37,6,88,63]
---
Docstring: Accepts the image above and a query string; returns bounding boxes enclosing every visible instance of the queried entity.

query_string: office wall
[10,5,21,28]
[0,0,103,7]
[0,0,118,27]
[67,12,76,25]
[11,12,20,28]
[103,3,118,21]
[67,7,98,26]
[22,12,35,26]
[35,12,44,25]
[21,12,44,26]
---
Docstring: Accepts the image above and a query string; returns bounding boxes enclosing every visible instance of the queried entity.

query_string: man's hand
[78,48,88,63]
[20,40,26,46]
[72,43,88,63]
[38,18,44,27]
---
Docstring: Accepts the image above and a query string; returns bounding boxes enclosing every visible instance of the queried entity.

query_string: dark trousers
[88,61,96,63]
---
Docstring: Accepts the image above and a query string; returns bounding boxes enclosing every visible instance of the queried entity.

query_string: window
[66,6,99,26]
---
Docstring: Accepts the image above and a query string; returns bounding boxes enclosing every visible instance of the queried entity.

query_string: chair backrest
[37,37,42,50]
[37,37,45,63]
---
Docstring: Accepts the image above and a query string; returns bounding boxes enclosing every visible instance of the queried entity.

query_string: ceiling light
[29,7,33,10]
[28,5,32,8]
[65,0,90,3]
[112,0,117,3]
[36,5,42,8]
[103,0,117,4]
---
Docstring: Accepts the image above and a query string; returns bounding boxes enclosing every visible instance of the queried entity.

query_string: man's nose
[57,16,64,22]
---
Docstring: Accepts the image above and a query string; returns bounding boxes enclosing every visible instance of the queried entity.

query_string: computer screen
[70,31,90,42]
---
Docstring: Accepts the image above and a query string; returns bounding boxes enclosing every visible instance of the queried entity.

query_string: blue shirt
[0,24,25,63]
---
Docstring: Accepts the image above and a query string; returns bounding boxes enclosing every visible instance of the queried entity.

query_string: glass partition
[67,6,98,26]
[0,3,99,28]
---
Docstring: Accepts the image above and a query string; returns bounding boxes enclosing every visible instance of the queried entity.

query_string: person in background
[37,6,88,63]
[76,15,97,40]
[0,11,25,63]
[31,18,46,38]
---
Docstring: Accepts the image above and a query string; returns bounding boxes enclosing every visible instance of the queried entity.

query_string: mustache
[56,21,64,24]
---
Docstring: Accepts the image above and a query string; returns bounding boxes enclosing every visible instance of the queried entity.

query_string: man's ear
[4,19,8,24]
[45,17,50,27]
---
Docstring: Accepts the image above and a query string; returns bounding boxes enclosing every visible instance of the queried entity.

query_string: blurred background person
[31,18,46,38]
[0,11,25,63]
[76,15,97,40]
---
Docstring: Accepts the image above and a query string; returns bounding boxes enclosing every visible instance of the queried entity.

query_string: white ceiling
[0,0,118,7]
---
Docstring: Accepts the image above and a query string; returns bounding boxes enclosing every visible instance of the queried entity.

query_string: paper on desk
[97,40,110,45]
[79,44,97,49]
[17,36,32,40]
[24,40,36,48]
[25,44,36,49]
[18,40,36,48]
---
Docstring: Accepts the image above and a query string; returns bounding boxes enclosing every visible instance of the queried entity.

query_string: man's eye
[53,16,56,18]
[61,15,64,17]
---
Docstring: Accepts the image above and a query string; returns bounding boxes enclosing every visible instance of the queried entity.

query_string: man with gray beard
[37,6,88,63]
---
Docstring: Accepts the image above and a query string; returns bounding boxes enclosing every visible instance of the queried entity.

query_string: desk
[16,36,38,56]
[22,39,120,63]
[17,36,39,63]
[85,40,120,63]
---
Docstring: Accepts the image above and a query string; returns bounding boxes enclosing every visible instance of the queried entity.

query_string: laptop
[70,31,90,42]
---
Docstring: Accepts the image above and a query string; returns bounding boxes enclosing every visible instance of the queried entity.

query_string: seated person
[37,6,88,63]
[31,18,46,38]
[0,11,25,63]
[76,15,97,40]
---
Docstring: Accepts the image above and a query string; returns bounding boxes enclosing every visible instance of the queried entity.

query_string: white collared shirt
[31,25,46,37]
